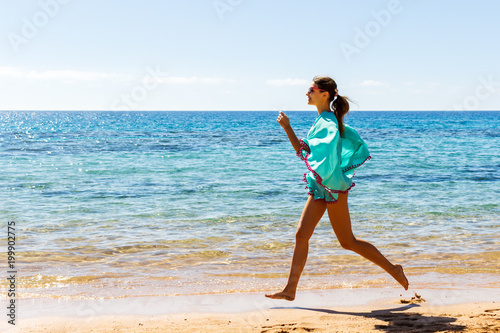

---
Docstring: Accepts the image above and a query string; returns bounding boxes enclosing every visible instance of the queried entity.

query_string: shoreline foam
[5,272,499,301]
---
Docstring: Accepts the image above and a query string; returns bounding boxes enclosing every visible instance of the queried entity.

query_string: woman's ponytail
[332,95,349,137]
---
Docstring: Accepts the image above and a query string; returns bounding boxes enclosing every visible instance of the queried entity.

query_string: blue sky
[1,0,499,111]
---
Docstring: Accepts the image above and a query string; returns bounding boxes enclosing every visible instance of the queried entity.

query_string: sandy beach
[4,288,499,332]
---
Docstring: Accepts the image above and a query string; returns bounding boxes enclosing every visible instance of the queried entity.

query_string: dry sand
[3,288,499,332]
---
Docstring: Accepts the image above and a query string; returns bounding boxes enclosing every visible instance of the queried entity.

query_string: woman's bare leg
[265,196,327,300]
[327,192,409,290]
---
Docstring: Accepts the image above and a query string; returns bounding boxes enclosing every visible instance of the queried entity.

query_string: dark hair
[313,75,350,137]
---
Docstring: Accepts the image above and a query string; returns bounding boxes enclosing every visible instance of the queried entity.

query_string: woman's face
[306,83,328,106]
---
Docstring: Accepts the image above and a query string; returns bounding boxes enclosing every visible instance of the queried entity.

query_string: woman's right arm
[277,111,302,153]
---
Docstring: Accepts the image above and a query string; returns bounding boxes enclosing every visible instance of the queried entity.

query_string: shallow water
[0,111,499,298]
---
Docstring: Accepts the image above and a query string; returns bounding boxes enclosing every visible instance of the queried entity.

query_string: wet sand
[4,288,499,332]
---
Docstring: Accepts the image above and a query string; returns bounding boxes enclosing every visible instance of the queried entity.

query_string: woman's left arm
[277,111,302,153]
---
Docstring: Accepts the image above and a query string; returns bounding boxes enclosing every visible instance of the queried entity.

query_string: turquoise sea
[0,111,499,299]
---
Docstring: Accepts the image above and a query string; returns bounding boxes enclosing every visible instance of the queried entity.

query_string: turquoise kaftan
[297,111,371,204]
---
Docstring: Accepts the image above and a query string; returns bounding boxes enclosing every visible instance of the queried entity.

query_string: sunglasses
[308,87,327,94]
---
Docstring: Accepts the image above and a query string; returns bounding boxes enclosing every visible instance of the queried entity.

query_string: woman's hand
[277,111,301,152]
[277,111,291,130]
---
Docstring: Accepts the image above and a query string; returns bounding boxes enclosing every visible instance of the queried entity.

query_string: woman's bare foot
[393,264,409,290]
[265,290,295,301]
